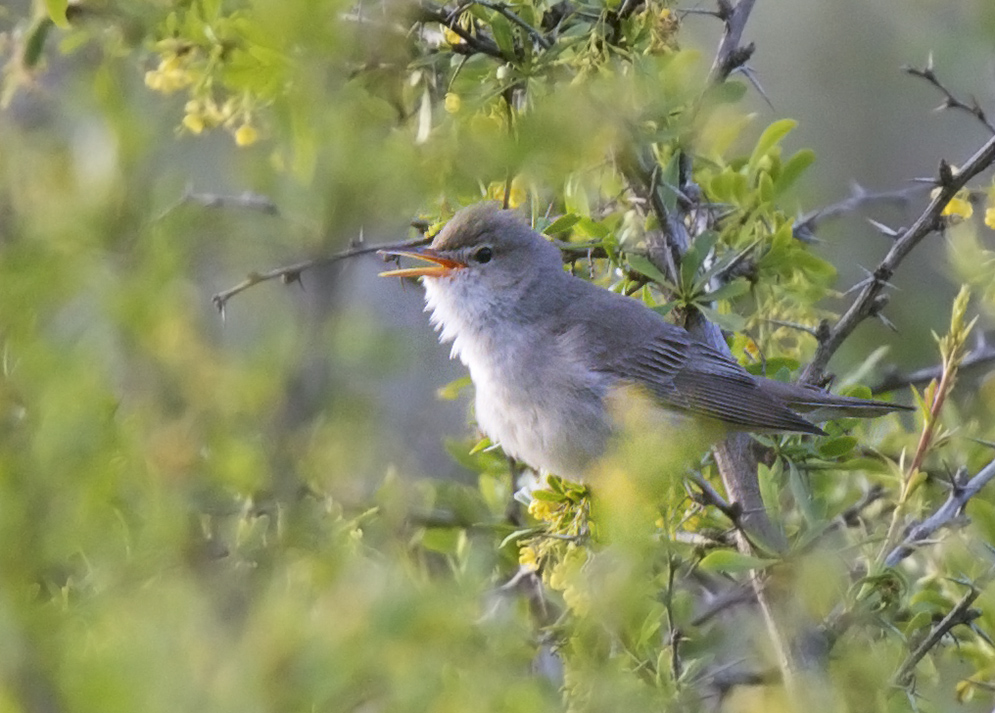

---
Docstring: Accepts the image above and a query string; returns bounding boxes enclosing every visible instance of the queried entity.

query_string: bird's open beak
[377,248,466,278]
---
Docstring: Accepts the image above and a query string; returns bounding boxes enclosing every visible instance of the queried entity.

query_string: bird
[379,202,908,481]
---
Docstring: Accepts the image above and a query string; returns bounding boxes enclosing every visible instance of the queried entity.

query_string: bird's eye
[473,246,493,264]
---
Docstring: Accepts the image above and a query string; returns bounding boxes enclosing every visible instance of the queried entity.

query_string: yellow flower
[527,498,556,522]
[145,55,193,94]
[486,177,528,208]
[182,112,205,135]
[442,26,463,46]
[518,545,540,571]
[933,187,973,220]
[444,92,461,114]
[985,206,995,230]
[235,123,259,147]
[562,584,591,616]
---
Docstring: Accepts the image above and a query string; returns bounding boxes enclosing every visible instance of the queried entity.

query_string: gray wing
[560,288,822,434]
[611,334,823,434]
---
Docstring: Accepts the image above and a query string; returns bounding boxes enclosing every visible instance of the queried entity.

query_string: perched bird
[380,203,908,480]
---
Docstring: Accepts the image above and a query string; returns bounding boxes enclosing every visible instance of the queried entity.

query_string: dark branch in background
[154,186,280,222]
[212,235,431,317]
[801,64,995,384]
[469,0,551,49]
[892,586,982,686]
[801,134,995,385]
[904,56,995,136]
[884,458,995,567]
[873,332,995,394]
[707,0,756,83]
[792,183,930,243]
[416,3,505,58]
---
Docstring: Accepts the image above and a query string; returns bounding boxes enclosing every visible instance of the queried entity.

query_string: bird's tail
[756,379,913,422]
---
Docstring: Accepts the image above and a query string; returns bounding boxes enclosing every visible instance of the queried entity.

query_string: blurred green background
[2,0,995,711]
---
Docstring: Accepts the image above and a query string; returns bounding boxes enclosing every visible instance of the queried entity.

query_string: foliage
[2,1,995,712]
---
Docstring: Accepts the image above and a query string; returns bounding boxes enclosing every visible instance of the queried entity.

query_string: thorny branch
[799,133,995,385]
[874,333,995,395]
[892,586,982,686]
[801,63,995,384]
[792,183,930,243]
[884,458,995,567]
[154,186,280,222]
[416,2,505,58]
[212,235,430,317]
[904,57,995,136]
[707,0,756,83]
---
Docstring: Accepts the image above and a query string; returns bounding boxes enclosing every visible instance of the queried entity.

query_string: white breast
[422,277,611,479]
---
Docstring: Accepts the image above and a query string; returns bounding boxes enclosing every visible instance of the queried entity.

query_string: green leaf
[818,436,858,459]
[543,213,581,235]
[774,149,816,195]
[679,231,718,290]
[574,217,609,239]
[702,278,750,303]
[744,357,801,377]
[788,459,821,525]
[437,375,473,401]
[701,79,748,106]
[758,460,783,520]
[967,498,995,546]
[696,305,745,332]
[757,171,774,203]
[44,0,69,27]
[658,151,682,215]
[468,436,492,455]
[627,254,671,286]
[651,301,677,318]
[499,527,542,549]
[420,527,461,554]
[490,15,516,59]
[699,549,775,574]
[748,119,797,171]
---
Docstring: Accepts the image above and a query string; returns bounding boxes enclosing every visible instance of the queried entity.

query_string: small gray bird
[380,203,907,480]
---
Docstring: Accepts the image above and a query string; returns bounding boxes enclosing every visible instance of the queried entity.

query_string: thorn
[938,159,955,186]
[737,66,774,110]
[792,224,817,244]
[867,218,900,239]
[876,313,897,332]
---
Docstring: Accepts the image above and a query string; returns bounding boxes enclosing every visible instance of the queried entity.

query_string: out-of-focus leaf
[818,436,858,459]
[627,254,671,286]
[748,119,797,171]
[696,305,745,332]
[698,549,775,574]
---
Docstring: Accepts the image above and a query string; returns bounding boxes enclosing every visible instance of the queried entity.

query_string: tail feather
[756,379,913,422]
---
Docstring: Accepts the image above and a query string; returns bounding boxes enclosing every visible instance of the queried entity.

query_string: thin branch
[905,58,995,136]
[154,186,280,222]
[800,133,995,385]
[707,0,757,84]
[885,458,995,567]
[873,335,995,395]
[471,1,551,49]
[687,473,743,526]
[892,586,982,686]
[691,585,756,626]
[211,235,431,316]
[417,2,505,59]
[793,183,929,243]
